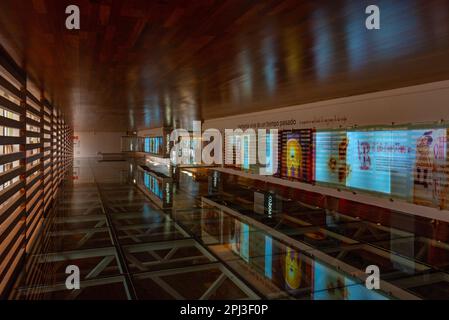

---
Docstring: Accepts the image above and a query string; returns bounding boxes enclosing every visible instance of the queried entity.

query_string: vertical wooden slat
[0,46,73,299]
[0,51,27,297]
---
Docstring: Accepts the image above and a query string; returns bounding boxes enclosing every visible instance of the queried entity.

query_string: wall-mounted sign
[315,131,348,185]
[345,130,413,195]
[315,128,449,208]
[144,136,163,154]
[411,129,448,208]
[264,192,276,217]
[281,130,314,182]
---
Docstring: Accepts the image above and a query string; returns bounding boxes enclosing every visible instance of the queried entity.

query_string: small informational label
[179,304,269,318]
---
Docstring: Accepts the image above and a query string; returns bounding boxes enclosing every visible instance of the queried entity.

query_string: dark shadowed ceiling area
[1,0,449,131]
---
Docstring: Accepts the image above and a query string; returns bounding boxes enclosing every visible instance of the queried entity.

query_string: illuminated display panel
[144,138,150,153]
[315,131,348,185]
[225,131,269,172]
[315,128,449,208]
[242,135,250,170]
[232,134,253,170]
[281,130,314,182]
[144,172,163,199]
[411,128,448,208]
[346,130,413,196]
[144,136,163,154]
[170,135,200,165]
[265,236,273,279]
[261,132,276,175]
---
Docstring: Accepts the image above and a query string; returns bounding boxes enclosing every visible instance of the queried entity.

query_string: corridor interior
[2,0,449,303]
[11,158,449,300]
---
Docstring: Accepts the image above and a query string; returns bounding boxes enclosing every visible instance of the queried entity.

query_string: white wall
[74,131,124,158]
[138,127,164,137]
[204,80,449,131]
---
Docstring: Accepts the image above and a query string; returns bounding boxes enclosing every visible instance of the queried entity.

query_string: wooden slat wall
[0,53,26,299]
[0,47,73,298]
[25,91,44,255]
[42,101,53,213]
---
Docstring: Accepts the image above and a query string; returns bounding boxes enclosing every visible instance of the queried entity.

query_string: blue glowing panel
[144,172,163,200]
[243,137,250,170]
[144,173,150,189]
[346,130,413,195]
[144,137,163,154]
[144,138,150,153]
[346,131,390,193]
[264,236,272,279]
[240,223,250,262]
[313,262,388,300]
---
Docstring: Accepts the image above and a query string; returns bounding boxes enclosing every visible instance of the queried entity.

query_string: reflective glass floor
[13,159,449,300]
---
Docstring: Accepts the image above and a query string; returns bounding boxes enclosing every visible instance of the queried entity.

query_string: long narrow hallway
[13,156,449,300]
[12,159,258,300]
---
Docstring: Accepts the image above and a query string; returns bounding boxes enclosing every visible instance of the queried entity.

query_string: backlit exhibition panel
[222,125,448,212]
[144,136,163,155]
[315,130,348,186]
[315,127,449,209]
[280,129,315,182]
[135,165,173,209]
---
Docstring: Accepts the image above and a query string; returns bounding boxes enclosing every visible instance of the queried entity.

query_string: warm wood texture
[1,0,449,131]
[0,46,72,297]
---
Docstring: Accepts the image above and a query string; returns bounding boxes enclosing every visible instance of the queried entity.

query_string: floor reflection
[13,158,449,299]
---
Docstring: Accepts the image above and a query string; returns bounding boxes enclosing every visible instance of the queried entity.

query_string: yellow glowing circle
[286,139,302,178]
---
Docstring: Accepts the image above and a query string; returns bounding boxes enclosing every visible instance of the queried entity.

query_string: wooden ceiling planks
[0,0,448,131]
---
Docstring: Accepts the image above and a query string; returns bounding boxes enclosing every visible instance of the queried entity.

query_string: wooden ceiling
[1,0,449,131]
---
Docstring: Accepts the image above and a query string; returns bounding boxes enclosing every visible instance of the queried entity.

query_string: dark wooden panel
[0,116,22,130]
[25,152,43,164]
[0,166,24,185]
[26,171,41,190]
[25,118,41,128]
[0,180,24,205]
[0,193,24,226]
[0,0,448,132]
[25,131,41,138]
[0,75,22,99]
[26,92,41,106]
[0,44,26,84]
[25,164,42,178]
[0,96,23,116]
[0,136,25,145]
[25,143,43,151]
[0,152,24,165]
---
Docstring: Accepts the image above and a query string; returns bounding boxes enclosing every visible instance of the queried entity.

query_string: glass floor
[12,159,449,300]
